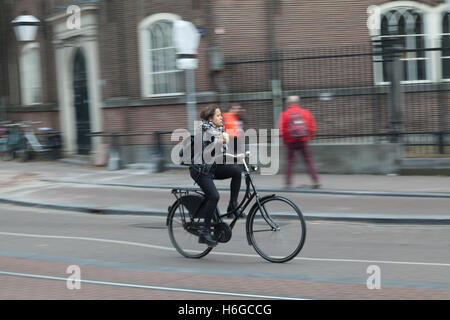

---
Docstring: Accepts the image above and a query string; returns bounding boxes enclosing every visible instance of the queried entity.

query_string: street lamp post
[172,20,201,134]
[11,14,40,42]
[8,14,41,121]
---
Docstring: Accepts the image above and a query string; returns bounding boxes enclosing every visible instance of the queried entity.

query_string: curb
[39,178,450,199]
[1,197,450,225]
[0,197,168,216]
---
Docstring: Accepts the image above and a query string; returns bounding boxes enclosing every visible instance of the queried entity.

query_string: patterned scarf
[201,120,227,153]
[201,120,224,133]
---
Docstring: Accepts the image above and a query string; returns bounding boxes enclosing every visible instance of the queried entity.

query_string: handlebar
[223,151,258,172]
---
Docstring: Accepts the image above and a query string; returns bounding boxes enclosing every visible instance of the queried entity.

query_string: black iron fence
[93,44,450,159]
[90,131,172,171]
[222,43,450,157]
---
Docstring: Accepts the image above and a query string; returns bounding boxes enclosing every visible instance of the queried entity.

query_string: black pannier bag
[180,194,205,218]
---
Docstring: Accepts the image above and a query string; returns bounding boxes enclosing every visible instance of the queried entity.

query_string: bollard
[154,131,165,173]
[437,131,446,155]
[108,133,122,170]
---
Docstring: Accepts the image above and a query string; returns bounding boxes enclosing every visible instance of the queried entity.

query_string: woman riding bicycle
[189,105,243,247]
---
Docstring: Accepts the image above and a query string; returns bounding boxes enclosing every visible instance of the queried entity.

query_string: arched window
[139,13,183,97]
[380,8,427,82]
[20,43,42,105]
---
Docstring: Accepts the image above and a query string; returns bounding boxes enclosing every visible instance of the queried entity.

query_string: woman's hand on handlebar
[223,152,245,163]
[222,132,230,144]
[223,152,249,163]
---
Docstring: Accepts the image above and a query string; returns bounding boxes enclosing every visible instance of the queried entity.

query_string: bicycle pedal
[198,233,217,247]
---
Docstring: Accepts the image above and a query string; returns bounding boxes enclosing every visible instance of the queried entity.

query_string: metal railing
[222,44,450,157]
[89,131,172,171]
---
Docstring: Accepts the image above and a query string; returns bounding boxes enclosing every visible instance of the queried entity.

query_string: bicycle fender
[245,194,276,245]
[166,200,180,226]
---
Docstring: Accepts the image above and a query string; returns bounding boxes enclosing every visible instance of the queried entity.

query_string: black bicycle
[166,152,307,263]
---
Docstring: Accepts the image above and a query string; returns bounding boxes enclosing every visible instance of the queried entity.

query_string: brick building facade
[1,0,449,162]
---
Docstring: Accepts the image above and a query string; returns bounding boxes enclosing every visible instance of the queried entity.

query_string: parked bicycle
[166,152,307,263]
[36,127,63,160]
[0,122,10,159]
[0,121,62,161]
[0,122,26,161]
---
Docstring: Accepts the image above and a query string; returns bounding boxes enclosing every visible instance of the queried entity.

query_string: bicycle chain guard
[213,222,232,243]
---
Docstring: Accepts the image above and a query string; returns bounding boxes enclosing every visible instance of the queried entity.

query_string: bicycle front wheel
[248,196,306,263]
[167,200,212,259]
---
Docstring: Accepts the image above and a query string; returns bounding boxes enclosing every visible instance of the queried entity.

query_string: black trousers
[189,164,242,228]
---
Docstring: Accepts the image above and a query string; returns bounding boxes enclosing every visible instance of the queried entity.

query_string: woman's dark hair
[200,104,219,121]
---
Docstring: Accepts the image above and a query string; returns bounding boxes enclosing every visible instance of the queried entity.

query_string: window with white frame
[20,43,42,105]
[139,13,184,97]
[380,8,427,82]
[441,12,450,80]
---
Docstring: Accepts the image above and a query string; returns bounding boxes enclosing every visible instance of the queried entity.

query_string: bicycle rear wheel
[167,200,212,259]
[248,196,306,263]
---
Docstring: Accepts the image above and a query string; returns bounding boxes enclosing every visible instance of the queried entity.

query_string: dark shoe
[226,202,245,219]
[198,228,218,247]
[227,209,245,219]
[226,202,237,218]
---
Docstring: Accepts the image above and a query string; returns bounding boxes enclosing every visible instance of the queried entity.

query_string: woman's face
[209,108,223,127]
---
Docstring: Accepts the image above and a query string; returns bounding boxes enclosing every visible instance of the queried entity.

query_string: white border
[371,1,450,84]
[138,13,182,98]
[49,4,103,156]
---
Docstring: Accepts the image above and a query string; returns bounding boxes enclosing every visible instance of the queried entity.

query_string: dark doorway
[73,49,91,155]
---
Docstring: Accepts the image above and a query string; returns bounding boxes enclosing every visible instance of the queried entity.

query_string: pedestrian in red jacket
[222,103,245,155]
[278,96,320,189]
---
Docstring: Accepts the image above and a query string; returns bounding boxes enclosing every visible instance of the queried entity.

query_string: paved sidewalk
[0,160,449,223]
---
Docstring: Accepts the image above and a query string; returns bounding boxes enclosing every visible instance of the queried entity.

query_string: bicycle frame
[169,157,280,236]
[167,155,306,262]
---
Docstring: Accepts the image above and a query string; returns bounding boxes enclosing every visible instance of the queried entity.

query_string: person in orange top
[222,103,244,155]
[278,96,320,189]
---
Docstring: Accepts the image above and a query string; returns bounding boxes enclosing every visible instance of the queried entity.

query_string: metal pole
[271,79,283,127]
[154,131,165,172]
[185,69,197,133]
[266,0,282,128]
[108,133,122,171]
[0,97,6,121]
[389,44,404,143]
